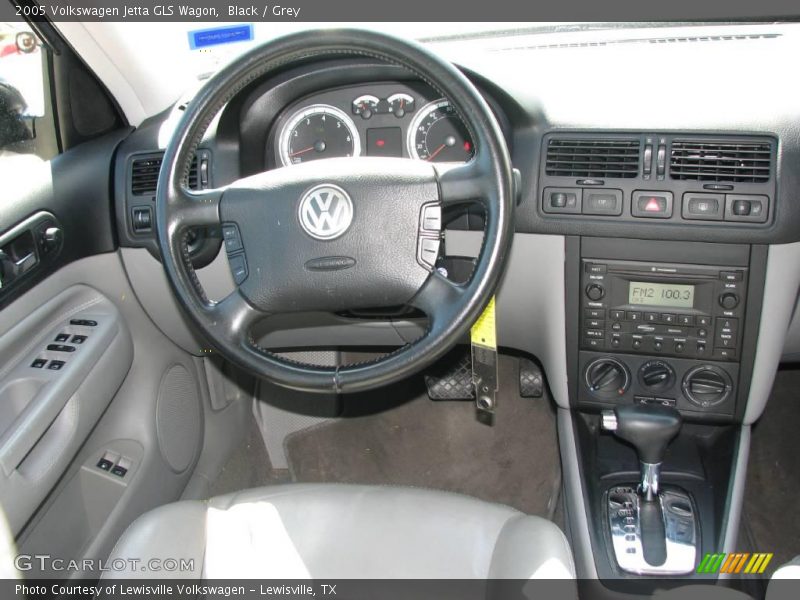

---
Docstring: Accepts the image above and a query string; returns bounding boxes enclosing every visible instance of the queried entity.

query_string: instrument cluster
[272,82,475,167]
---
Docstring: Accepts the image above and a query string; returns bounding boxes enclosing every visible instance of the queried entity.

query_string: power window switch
[31,358,47,368]
[71,335,87,344]
[97,452,119,472]
[111,457,131,478]
[54,333,70,343]
[47,360,65,370]
[97,458,113,471]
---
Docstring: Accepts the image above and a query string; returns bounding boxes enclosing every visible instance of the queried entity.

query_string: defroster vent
[669,140,772,183]
[545,138,641,179]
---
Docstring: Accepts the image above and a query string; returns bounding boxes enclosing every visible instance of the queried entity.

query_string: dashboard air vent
[669,140,772,183]
[545,138,640,178]
[131,154,202,196]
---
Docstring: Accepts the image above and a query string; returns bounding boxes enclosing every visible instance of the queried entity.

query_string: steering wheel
[155,29,514,393]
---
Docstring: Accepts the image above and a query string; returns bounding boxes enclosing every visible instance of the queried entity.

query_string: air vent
[669,140,772,183]
[545,138,640,178]
[130,154,203,196]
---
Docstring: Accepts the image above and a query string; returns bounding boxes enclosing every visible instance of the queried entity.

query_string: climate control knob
[586,284,605,301]
[682,365,733,408]
[585,358,630,400]
[639,360,675,392]
[719,293,739,310]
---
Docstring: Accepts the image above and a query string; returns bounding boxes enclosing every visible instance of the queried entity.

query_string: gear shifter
[601,403,696,575]
[602,404,682,500]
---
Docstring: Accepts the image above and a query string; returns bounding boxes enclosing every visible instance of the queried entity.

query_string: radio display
[628,281,695,308]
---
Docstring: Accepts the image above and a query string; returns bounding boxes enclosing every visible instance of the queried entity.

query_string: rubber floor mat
[284,355,560,516]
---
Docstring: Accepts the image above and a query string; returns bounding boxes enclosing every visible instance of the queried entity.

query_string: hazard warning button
[632,191,673,219]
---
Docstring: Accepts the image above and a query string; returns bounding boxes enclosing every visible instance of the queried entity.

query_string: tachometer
[406,99,474,162]
[279,104,361,166]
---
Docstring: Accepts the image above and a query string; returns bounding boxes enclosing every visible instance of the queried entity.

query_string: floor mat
[284,355,561,516]
[742,366,800,576]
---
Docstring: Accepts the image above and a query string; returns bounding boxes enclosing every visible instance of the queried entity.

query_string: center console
[565,236,767,581]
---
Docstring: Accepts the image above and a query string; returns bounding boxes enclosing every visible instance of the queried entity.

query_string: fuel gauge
[388,93,415,118]
[352,95,380,119]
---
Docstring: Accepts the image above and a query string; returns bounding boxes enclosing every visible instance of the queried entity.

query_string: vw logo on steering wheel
[298,184,354,241]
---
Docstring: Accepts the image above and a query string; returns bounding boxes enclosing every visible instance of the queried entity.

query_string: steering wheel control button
[418,237,441,269]
[582,189,623,216]
[298,184,354,240]
[543,187,581,214]
[421,204,442,232]
[682,193,724,221]
[631,191,673,218]
[228,254,249,285]
[222,224,243,253]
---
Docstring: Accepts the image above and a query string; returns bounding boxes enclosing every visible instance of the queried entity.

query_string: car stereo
[580,259,747,361]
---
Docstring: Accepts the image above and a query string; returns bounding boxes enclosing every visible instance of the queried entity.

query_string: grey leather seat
[106,484,576,579]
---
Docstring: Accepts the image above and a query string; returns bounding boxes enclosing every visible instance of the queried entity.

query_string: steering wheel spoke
[203,290,267,348]
[435,160,490,208]
[169,186,224,231]
[410,270,466,328]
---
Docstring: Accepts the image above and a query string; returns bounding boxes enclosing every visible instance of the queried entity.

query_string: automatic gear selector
[601,404,698,575]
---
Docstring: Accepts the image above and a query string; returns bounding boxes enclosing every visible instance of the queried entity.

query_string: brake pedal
[424,352,475,400]
[519,357,544,398]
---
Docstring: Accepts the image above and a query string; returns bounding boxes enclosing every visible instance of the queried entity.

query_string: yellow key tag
[470,296,498,417]
[471,296,497,350]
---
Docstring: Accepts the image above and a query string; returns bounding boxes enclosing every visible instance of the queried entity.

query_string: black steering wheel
[156,29,513,393]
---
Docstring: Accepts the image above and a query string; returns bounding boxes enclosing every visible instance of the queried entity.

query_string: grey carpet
[208,412,286,498]
[742,366,800,577]
[284,354,561,517]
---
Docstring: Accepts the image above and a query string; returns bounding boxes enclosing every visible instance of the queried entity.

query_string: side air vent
[545,138,641,178]
[669,140,772,183]
[130,154,204,196]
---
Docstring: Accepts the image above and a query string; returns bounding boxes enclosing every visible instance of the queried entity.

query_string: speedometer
[406,99,474,163]
[279,104,361,166]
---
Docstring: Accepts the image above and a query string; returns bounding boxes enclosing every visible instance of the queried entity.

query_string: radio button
[585,263,608,274]
[644,312,659,323]
[586,284,605,301]
[698,328,708,338]
[632,338,643,350]
[636,324,656,334]
[585,329,605,339]
[610,310,626,321]
[627,311,642,322]
[585,338,604,349]
[697,341,707,355]
[719,293,740,310]
[678,315,695,326]
[653,340,663,351]
[661,313,676,324]
[697,316,712,327]
[714,348,737,361]
[611,322,622,331]
[586,319,605,329]
[611,335,622,348]
[719,270,743,282]
[675,341,685,353]
[716,318,739,335]
[585,308,605,319]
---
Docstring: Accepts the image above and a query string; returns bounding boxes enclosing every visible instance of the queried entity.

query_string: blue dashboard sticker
[188,24,254,50]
